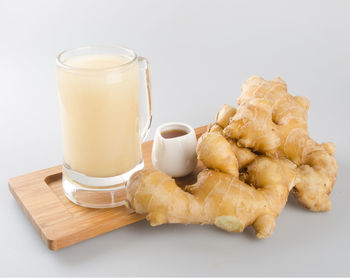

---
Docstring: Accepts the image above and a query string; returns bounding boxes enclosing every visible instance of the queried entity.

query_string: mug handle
[138,57,152,142]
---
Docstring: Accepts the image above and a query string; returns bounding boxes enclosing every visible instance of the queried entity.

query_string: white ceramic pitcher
[152,122,197,178]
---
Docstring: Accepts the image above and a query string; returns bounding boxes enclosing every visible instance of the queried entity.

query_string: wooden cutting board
[8,126,207,251]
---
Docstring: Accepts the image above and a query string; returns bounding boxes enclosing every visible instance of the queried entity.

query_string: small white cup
[152,122,197,178]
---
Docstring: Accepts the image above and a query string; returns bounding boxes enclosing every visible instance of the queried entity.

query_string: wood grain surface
[8,125,207,250]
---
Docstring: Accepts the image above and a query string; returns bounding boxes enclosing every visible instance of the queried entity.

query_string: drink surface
[161,129,188,139]
[63,54,131,69]
[57,54,141,177]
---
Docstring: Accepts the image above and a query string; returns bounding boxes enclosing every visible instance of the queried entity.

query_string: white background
[1,0,350,276]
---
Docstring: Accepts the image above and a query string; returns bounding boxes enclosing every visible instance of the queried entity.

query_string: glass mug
[56,46,152,208]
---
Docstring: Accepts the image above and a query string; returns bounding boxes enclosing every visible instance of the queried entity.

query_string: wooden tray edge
[8,125,208,250]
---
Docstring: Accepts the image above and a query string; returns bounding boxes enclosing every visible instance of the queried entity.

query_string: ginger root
[206,124,257,169]
[127,155,297,238]
[223,76,338,211]
[126,76,338,238]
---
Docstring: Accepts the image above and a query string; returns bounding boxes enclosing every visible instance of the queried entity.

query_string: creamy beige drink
[57,54,141,177]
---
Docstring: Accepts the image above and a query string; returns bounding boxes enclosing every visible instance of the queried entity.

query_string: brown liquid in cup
[161,129,188,139]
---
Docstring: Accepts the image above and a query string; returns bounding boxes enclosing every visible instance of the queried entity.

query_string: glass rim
[56,45,138,72]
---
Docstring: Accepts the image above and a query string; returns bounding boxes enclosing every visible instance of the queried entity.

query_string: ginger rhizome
[126,76,338,238]
[223,76,338,211]
[127,153,297,238]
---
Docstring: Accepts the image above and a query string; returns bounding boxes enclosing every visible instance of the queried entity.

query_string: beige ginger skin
[127,153,297,239]
[126,76,338,238]
[224,76,338,211]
